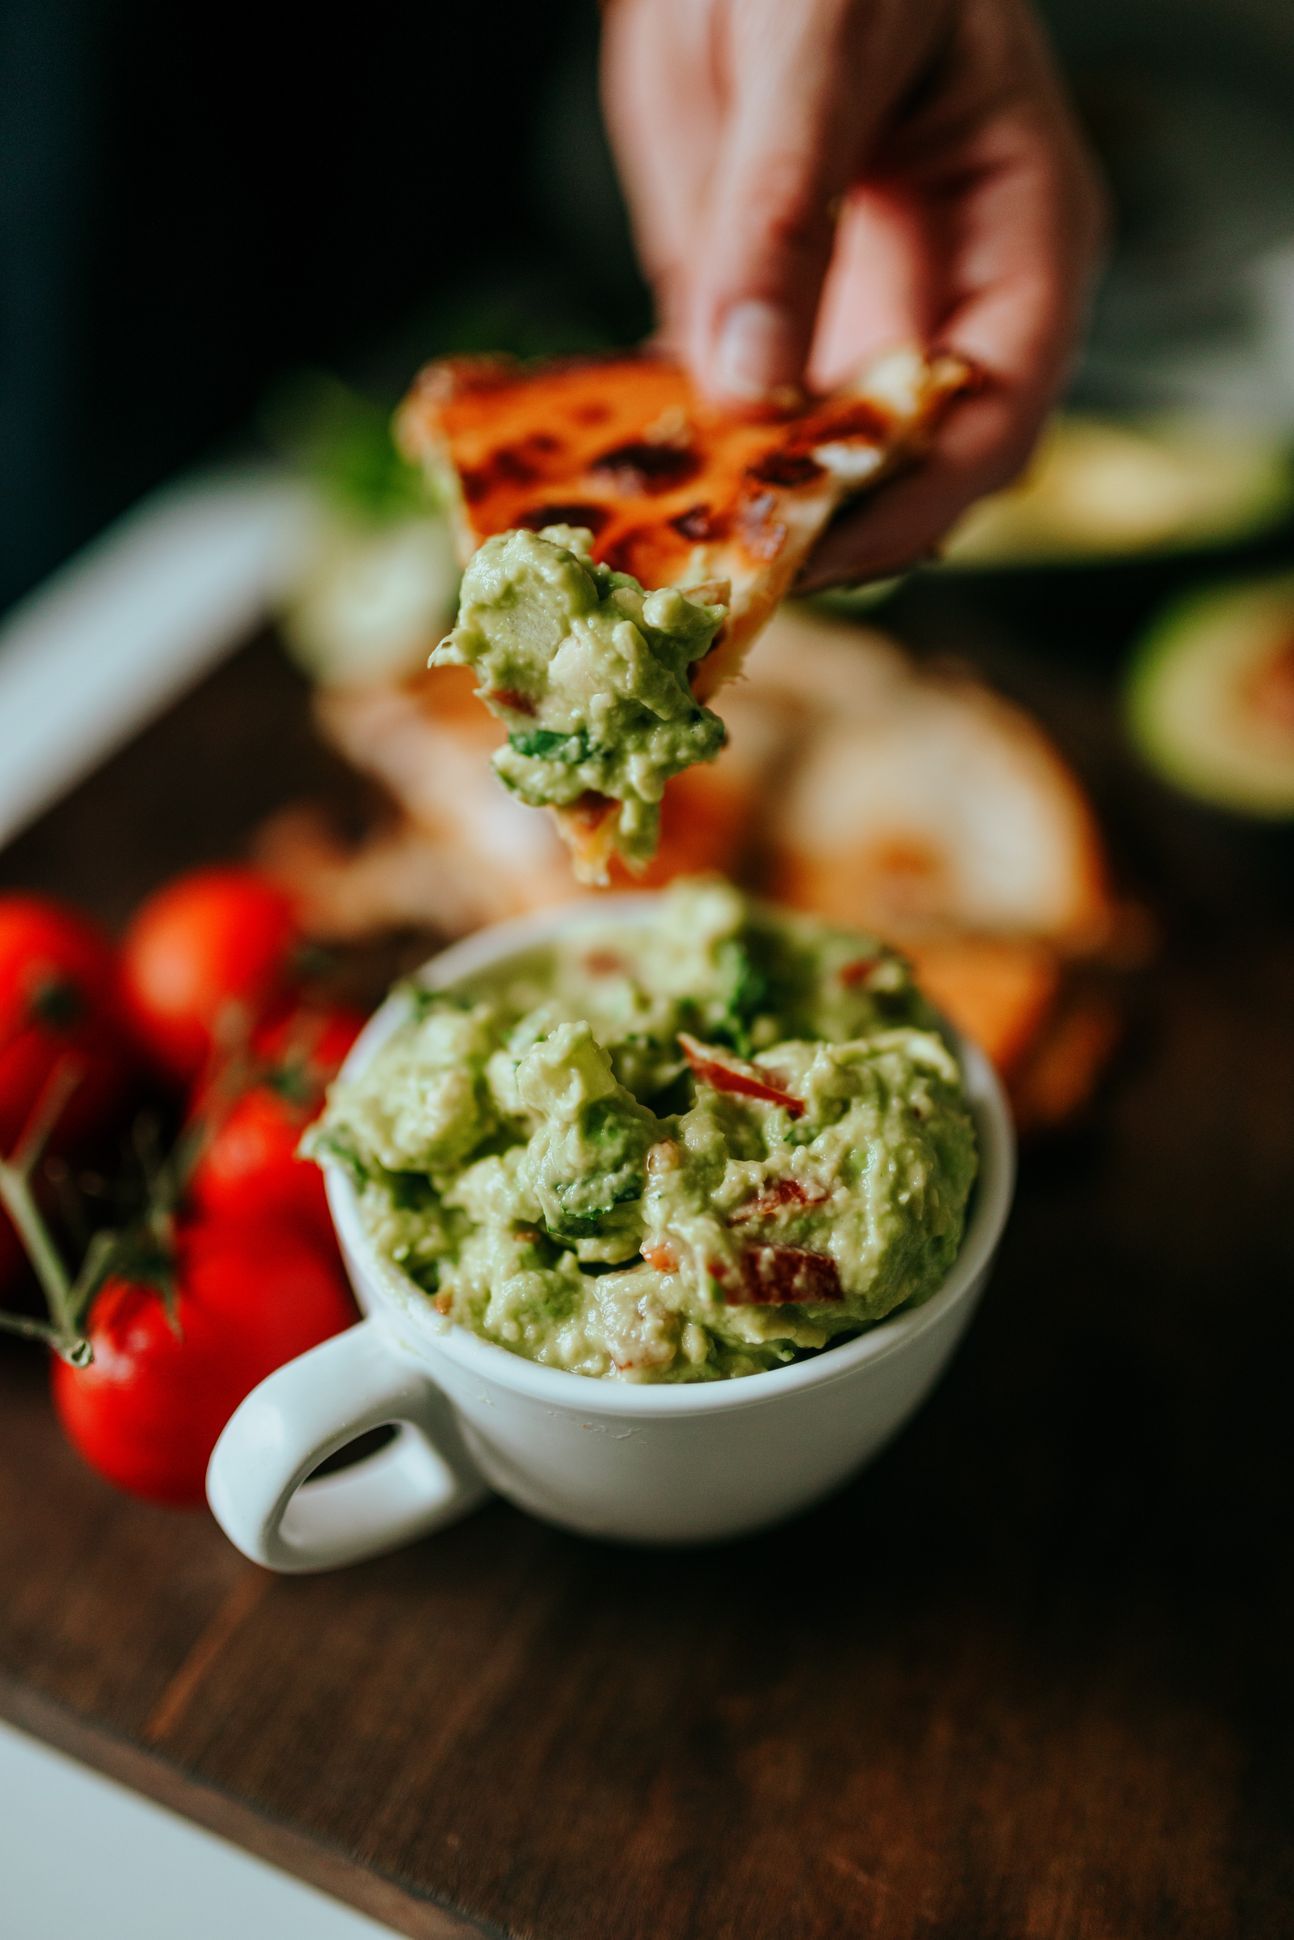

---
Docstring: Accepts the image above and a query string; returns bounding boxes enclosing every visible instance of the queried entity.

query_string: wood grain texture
[1,615,1292,1940]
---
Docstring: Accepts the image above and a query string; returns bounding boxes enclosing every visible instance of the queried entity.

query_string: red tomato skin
[0,897,134,1153]
[188,1002,364,1240]
[677,1033,806,1118]
[120,869,301,1084]
[51,1219,356,1506]
[251,1005,364,1075]
[189,1087,332,1240]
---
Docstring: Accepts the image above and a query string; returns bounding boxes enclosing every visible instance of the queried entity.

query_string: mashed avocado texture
[312,882,979,1383]
[432,525,727,869]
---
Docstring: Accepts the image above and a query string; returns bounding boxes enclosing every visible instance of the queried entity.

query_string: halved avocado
[945,416,1294,568]
[1126,575,1294,819]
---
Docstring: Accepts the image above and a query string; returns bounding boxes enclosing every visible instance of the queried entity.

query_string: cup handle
[206,1318,490,1572]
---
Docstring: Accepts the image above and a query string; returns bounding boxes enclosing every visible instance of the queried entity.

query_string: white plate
[0,1721,397,1939]
[0,468,311,851]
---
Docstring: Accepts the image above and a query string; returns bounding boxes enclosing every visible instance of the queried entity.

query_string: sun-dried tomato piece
[717,1244,843,1305]
[678,1033,804,1118]
[488,687,536,716]
[730,1179,828,1224]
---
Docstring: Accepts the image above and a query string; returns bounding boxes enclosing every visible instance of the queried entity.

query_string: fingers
[687,0,873,402]
[599,0,720,343]
[795,388,1038,593]
[808,185,941,389]
[602,0,1103,589]
[801,20,1105,589]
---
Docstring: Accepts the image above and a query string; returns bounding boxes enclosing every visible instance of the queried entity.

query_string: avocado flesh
[1126,575,1294,819]
[945,416,1294,568]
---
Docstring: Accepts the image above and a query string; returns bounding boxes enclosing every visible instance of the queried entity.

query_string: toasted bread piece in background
[255,803,496,940]
[757,611,1111,947]
[399,344,971,703]
[315,665,573,919]
[903,936,1063,1081]
[314,674,584,924]
[1008,987,1125,1135]
[298,670,783,931]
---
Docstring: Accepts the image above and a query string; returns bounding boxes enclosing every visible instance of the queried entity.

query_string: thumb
[690,6,866,403]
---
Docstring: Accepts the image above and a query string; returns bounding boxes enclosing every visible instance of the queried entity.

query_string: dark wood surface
[2,596,1292,1940]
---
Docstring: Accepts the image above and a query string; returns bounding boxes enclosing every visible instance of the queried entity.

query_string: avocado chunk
[1126,574,1294,819]
[432,525,727,869]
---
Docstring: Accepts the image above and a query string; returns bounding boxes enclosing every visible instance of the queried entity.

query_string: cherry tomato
[51,1217,357,1505]
[0,897,134,1155]
[188,1002,364,1239]
[120,869,302,1083]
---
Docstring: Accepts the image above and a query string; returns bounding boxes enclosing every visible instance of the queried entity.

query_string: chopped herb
[395,980,475,1020]
[507,727,598,764]
[402,1256,441,1295]
[388,1171,438,1214]
[550,1172,642,1231]
[307,1128,372,1188]
[583,1097,632,1147]
[712,935,777,1055]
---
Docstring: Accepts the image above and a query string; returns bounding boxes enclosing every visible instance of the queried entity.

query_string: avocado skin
[1126,574,1294,820]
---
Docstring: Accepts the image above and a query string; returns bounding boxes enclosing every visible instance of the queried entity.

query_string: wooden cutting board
[2,615,1291,1940]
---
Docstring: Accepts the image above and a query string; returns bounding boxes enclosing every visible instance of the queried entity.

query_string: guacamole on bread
[432,525,727,877]
[312,881,979,1383]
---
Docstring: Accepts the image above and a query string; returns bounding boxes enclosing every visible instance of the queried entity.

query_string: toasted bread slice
[398,344,970,875]
[400,344,969,702]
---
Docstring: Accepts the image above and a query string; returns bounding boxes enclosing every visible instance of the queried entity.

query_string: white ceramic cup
[207,896,1015,1571]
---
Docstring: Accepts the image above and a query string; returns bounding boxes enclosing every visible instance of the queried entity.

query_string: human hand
[602,0,1104,588]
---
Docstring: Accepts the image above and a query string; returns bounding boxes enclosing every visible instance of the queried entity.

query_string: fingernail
[712,300,797,401]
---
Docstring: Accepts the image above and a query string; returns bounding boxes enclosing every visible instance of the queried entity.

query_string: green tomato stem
[0,1156,88,1362]
[0,1058,92,1364]
[0,1309,69,1352]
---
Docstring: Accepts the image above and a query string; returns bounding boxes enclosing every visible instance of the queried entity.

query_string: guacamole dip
[432,525,727,869]
[312,882,979,1383]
